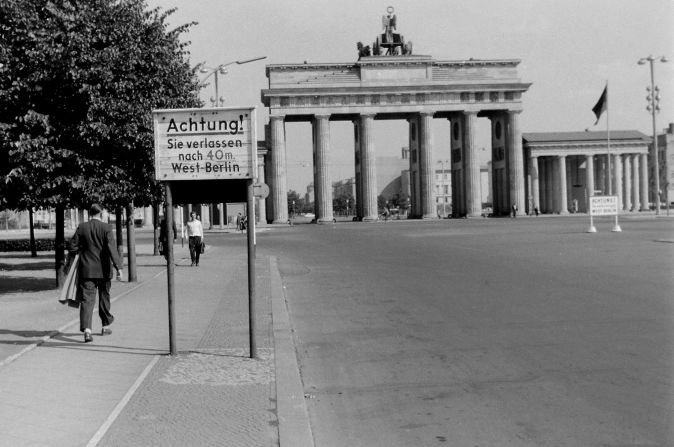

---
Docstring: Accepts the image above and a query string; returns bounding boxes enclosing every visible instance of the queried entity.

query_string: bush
[0,239,57,252]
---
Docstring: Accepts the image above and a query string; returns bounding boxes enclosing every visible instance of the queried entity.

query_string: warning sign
[589,196,618,216]
[153,107,256,181]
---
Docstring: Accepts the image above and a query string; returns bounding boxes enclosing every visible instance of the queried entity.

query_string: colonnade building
[261,54,532,223]
[523,131,652,214]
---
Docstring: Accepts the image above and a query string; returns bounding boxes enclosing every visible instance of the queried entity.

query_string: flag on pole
[592,85,607,124]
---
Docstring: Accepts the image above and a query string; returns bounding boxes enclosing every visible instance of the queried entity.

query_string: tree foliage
[0,0,201,212]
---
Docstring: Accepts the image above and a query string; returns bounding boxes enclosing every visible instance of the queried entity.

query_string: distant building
[654,122,674,209]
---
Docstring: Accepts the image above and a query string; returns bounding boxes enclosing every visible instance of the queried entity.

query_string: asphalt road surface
[257,216,674,447]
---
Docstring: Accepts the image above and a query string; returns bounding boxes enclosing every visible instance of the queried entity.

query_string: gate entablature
[261,56,531,119]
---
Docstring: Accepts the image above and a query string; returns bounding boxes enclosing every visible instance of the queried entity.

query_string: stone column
[558,155,569,214]
[270,116,288,224]
[614,154,623,211]
[507,111,526,214]
[419,112,436,219]
[463,112,481,217]
[143,206,153,228]
[539,159,546,212]
[623,154,632,211]
[597,155,606,195]
[218,204,224,229]
[353,119,363,219]
[257,157,267,224]
[530,155,540,213]
[631,154,640,211]
[640,153,649,211]
[360,114,378,221]
[585,155,595,210]
[313,115,333,223]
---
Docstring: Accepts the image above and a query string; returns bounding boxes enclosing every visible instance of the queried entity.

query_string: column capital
[419,111,434,118]
[463,111,478,117]
[314,114,331,121]
[507,109,523,116]
[270,115,285,122]
[360,113,376,119]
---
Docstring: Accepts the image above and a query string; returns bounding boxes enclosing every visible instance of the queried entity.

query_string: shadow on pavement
[0,261,53,271]
[0,329,56,338]
[0,276,55,293]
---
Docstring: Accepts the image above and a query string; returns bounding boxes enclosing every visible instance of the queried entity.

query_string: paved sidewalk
[0,239,313,447]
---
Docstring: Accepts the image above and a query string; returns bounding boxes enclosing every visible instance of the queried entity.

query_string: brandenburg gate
[261,12,531,223]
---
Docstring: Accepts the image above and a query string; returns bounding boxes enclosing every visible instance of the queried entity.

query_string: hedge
[0,239,59,252]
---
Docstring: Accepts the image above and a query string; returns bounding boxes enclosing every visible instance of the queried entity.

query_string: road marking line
[86,355,160,447]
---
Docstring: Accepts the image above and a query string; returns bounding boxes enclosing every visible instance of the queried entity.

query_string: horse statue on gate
[369,6,411,56]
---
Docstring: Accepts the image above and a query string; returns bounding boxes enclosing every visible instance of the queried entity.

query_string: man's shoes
[195,263,199,267]
[84,331,93,343]
[191,261,195,267]
[101,327,112,336]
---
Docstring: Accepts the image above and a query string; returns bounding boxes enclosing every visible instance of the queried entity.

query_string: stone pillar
[450,117,462,216]
[585,155,595,212]
[360,114,378,221]
[558,155,569,214]
[614,154,623,211]
[353,119,363,220]
[623,154,632,211]
[218,204,224,229]
[640,153,649,211]
[463,112,481,217]
[539,159,546,213]
[530,155,540,214]
[419,112,436,218]
[270,116,288,224]
[257,157,267,224]
[597,155,606,195]
[204,205,212,227]
[507,111,526,214]
[631,154,640,212]
[143,206,153,228]
[313,115,333,223]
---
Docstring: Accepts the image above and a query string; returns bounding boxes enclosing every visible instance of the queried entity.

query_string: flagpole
[606,80,612,196]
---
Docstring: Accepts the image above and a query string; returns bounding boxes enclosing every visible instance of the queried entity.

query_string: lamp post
[638,55,668,215]
[198,56,267,106]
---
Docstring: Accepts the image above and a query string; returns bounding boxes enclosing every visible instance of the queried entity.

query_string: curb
[270,256,315,447]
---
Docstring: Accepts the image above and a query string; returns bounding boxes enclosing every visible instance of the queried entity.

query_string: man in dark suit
[69,203,123,343]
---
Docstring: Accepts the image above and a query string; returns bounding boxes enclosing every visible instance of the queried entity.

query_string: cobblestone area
[97,255,279,447]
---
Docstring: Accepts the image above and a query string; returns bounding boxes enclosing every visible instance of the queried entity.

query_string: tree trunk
[153,201,160,256]
[29,208,37,257]
[54,205,66,288]
[126,202,137,282]
[115,207,124,267]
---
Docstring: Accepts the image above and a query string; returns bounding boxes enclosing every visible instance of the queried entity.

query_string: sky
[147,0,674,192]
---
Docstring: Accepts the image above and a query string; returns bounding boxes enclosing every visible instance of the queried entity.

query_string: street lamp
[638,55,668,215]
[198,56,267,107]
[437,159,450,218]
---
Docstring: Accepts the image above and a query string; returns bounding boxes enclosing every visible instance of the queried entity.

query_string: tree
[0,0,201,286]
[288,190,301,216]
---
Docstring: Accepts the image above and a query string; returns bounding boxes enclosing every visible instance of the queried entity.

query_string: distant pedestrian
[534,206,539,216]
[159,213,177,262]
[236,212,243,232]
[186,211,204,266]
[68,203,123,343]
[511,203,518,218]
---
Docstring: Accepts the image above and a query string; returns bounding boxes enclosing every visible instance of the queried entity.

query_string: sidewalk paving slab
[0,237,313,447]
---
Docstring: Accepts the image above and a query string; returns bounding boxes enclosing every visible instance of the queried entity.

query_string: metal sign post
[165,183,177,355]
[247,179,257,358]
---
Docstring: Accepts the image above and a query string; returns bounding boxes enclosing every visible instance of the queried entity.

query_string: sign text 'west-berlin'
[153,107,257,181]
